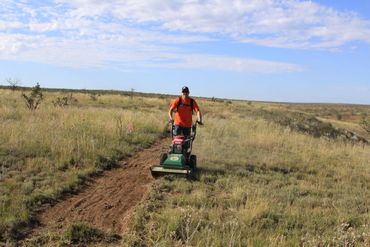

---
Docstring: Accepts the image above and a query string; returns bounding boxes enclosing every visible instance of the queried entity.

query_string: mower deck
[150,165,192,176]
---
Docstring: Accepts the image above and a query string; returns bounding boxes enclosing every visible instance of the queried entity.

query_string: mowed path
[32,137,170,236]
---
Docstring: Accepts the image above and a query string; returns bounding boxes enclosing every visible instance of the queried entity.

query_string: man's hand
[196,120,203,125]
[169,119,174,124]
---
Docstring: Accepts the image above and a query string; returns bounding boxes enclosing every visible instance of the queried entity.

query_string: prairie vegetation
[1,87,369,246]
[0,88,168,241]
[267,103,370,141]
[125,100,370,246]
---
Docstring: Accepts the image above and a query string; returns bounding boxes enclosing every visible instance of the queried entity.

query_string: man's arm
[196,110,202,124]
[168,108,174,122]
[193,100,202,124]
[168,98,178,122]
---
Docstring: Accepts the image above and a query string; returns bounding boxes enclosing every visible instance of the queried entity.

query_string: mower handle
[168,120,174,139]
[168,120,202,140]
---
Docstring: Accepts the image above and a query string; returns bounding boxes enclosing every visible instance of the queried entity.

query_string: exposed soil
[29,137,170,238]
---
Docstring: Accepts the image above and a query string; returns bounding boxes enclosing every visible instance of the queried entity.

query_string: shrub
[89,93,98,101]
[21,83,43,110]
[52,93,78,107]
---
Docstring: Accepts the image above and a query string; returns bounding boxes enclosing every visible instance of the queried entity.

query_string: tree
[6,78,21,90]
[22,83,43,110]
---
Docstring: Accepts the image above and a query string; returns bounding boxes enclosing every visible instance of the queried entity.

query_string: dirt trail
[32,138,170,235]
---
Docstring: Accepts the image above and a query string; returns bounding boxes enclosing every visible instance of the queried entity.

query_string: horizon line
[1,84,369,107]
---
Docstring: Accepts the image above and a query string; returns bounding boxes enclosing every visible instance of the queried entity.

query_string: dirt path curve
[32,137,170,235]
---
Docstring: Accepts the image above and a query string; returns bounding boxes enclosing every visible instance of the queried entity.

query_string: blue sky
[1,1,370,104]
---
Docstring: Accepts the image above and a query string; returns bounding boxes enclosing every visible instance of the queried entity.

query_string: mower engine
[172,136,191,154]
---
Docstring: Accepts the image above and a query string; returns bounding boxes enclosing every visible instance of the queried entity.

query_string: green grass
[23,223,121,246]
[1,87,370,246]
[0,89,169,241]
[62,223,121,245]
[125,110,370,246]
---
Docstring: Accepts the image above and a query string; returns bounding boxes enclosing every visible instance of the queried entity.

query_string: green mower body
[150,122,199,177]
[163,153,186,169]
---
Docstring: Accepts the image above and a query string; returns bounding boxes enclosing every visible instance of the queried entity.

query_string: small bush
[52,93,78,107]
[21,83,43,110]
[89,93,98,101]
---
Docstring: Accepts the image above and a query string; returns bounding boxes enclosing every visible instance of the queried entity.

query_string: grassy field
[1,87,370,246]
[124,100,370,246]
[0,88,168,241]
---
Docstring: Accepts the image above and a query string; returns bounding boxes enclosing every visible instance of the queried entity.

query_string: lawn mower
[150,121,201,177]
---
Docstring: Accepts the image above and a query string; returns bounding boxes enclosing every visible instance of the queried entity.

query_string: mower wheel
[190,155,197,170]
[160,153,168,165]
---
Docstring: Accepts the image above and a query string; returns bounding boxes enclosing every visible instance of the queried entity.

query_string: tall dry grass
[0,89,169,240]
[125,102,370,246]
[1,88,369,246]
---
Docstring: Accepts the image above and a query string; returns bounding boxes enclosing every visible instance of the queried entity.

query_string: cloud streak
[1,0,369,71]
[0,32,301,73]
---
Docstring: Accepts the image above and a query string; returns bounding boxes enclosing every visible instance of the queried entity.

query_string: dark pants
[173,125,191,137]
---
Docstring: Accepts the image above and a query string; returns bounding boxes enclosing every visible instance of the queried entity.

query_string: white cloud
[146,54,302,73]
[0,21,24,30]
[0,33,302,73]
[29,21,59,32]
[2,0,369,71]
[57,0,370,49]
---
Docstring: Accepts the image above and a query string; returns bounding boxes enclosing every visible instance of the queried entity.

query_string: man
[168,86,202,136]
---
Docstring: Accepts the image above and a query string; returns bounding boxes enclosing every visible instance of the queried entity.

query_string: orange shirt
[170,96,200,128]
